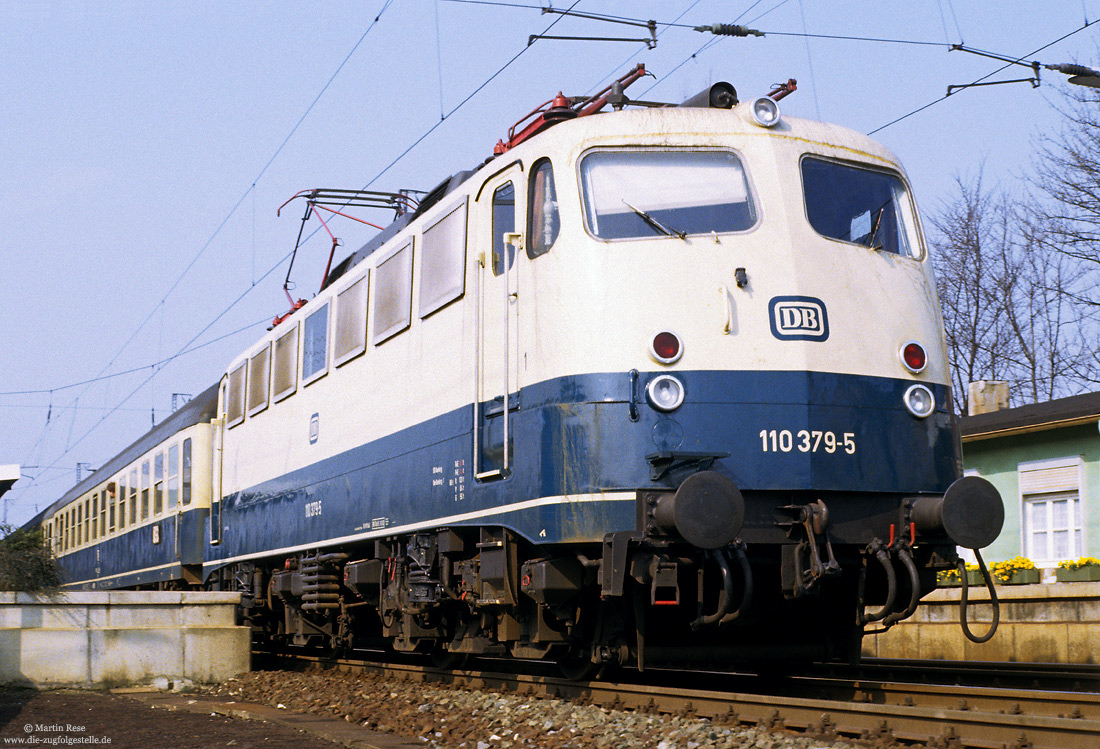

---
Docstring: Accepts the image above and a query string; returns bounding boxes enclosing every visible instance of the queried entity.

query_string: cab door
[474,166,523,480]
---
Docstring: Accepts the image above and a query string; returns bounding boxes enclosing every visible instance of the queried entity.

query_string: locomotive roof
[41,382,220,518]
[318,93,904,299]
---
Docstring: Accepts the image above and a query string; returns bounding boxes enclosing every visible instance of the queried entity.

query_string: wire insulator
[1046,63,1100,77]
[694,23,765,38]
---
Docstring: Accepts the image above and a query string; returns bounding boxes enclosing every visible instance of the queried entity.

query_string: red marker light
[901,342,927,373]
[651,331,683,364]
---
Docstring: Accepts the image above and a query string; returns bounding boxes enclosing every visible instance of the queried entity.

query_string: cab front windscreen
[580,149,757,240]
[801,157,921,258]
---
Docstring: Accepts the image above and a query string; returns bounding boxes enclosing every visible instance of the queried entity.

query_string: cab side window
[492,182,515,276]
[527,159,559,258]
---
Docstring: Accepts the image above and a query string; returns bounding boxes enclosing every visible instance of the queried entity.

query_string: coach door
[474,167,523,480]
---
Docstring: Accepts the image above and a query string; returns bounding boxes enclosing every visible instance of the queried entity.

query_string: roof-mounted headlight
[750,96,781,127]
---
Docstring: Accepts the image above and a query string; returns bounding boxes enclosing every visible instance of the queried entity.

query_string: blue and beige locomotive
[37,67,1004,674]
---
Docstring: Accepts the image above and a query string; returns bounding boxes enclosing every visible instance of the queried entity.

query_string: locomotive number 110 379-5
[759,429,856,454]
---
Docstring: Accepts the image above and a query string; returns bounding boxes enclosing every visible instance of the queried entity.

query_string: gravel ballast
[207,670,858,748]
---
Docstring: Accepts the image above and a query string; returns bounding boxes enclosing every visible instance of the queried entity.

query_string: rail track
[259,651,1100,748]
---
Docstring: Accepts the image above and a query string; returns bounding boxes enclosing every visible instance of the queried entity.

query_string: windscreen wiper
[623,200,687,240]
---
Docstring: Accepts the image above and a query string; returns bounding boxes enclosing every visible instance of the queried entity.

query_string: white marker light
[646,375,685,412]
[904,384,935,418]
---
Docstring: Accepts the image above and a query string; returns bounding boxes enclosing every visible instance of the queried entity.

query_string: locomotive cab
[483,96,1003,668]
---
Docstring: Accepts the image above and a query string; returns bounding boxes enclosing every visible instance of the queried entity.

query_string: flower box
[1001,568,1040,585]
[1056,566,1100,582]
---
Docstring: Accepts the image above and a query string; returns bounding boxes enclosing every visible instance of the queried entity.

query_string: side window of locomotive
[492,182,515,276]
[420,202,467,318]
[373,240,414,344]
[528,159,559,258]
[334,274,368,366]
[273,322,299,402]
[226,362,246,428]
[248,345,271,416]
[801,157,920,258]
[303,304,329,385]
[580,150,757,239]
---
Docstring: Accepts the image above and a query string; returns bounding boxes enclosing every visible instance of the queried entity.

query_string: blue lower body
[59,509,207,590]
[205,369,955,572]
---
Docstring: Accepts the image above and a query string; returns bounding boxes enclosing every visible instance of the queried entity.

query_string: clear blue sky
[2,0,1098,526]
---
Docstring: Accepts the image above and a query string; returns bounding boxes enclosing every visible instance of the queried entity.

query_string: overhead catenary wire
[868,18,1098,135]
[9,2,397,506]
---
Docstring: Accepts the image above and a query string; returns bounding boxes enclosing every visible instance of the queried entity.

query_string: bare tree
[928,169,1099,413]
[1029,84,1100,281]
[929,172,1019,413]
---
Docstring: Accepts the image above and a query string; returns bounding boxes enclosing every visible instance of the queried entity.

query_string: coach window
[801,156,920,258]
[227,362,246,428]
[528,159,559,258]
[100,490,107,535]
[118,476,128,529]
[182,438,192,506]
[420,202,467,317]
[168,444,179,511]
[334,274,368,366]
[303,303,329,384]
[154,452,164,516]
[83,499,89,544]
[273,323,299,401]
[141,461,150,521]
[373,240,413,344]
[492,183,515,276]
[248,345,271,416]
[108,484,116,532]
[129,468,138,525]
[580,149,756,239]
[92,493,99,539]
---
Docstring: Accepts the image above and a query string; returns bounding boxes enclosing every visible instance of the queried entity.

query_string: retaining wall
[0,591,250,688]
[862,581,1100,663]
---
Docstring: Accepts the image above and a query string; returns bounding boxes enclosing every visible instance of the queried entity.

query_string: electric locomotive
[38,67,1004,675]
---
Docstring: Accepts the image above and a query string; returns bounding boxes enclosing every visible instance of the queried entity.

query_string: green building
[960,391,1100,571]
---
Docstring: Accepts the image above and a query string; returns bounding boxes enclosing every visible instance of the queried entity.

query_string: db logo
[769,296,829,342]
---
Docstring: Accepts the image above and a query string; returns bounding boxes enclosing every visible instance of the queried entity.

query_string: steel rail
[266,653,1100,749]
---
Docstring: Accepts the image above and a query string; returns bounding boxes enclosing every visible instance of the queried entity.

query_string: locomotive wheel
[556,646,602,681]
[429,645,469,671]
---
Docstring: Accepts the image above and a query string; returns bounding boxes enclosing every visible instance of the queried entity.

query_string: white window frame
[1018,455,1085,567]
[334,272,369,367]
[302,303,331,386]
[373,239,414,344]
[272,321,299,402]
[226,362,246,428]
[419,200,468,318]
[247,343,271,417]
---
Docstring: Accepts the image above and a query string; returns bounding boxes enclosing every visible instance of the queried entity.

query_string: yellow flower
[1058,557,1100,570]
